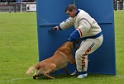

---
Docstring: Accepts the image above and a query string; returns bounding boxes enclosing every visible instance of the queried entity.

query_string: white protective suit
[59,9,103,72]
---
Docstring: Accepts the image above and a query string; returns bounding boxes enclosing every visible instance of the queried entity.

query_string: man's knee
[75,50,85,60]
[75,49,85,59]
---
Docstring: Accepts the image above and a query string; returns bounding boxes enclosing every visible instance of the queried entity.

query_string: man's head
[65,4,77,18]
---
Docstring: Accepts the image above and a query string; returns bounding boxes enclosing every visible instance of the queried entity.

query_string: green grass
[114,11,124,76]
[0,11,124,84]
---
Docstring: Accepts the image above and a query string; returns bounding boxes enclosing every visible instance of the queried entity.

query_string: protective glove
[68,30,80,42]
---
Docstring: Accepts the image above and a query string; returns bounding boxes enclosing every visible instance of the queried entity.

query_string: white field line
[0,75,124,83]
[116,75,124,79]
[0,78,30,83]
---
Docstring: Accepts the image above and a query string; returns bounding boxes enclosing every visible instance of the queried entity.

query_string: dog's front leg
[68,54,76,64]
[64,68,70,75]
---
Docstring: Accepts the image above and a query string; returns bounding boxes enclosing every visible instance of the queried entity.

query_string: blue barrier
[36,0,116,75]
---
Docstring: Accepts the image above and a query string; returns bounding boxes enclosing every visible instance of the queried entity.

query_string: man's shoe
[71,70,88,78]
[71,70,77,75]
[77,73,88,78]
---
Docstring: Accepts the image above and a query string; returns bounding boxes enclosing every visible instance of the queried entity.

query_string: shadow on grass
[33,74,77,80]
[32,73,116,81]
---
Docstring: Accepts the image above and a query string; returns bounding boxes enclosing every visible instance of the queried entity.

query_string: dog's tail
[26,65,36,76]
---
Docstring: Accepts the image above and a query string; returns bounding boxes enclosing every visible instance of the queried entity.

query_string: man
[53,4,103,78]
[7,0,11,13]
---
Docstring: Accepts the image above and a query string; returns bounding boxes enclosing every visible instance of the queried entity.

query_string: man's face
[66,9,76,18]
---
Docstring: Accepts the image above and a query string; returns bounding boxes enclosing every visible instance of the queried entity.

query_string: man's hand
[53,26,59,30]
[48,26,59,32]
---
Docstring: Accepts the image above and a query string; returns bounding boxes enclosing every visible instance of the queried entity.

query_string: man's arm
[53,17,74,30]
[68,18,91,42]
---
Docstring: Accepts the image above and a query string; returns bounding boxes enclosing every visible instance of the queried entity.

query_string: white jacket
[59,9,102,38]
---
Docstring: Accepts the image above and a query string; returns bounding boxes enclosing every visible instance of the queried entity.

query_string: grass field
[0,11,124,84]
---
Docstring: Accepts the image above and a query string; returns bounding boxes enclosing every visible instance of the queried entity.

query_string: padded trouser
[75,35,103,72]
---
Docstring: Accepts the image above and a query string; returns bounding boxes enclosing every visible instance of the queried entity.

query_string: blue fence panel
[36,0,116,75]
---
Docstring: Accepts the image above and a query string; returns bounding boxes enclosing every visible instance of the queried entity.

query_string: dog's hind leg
[43,63,56,79]
[33,69,40,79]
[44,73,55,79]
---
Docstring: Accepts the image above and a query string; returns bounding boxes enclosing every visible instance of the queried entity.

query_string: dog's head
[66,41,80,50]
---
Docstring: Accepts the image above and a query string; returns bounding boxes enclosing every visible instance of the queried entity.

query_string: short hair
[65,4,77,12]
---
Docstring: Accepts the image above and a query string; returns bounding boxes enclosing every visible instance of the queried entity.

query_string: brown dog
[26,41,76,79]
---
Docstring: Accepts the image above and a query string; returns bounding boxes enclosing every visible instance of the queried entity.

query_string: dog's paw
[33,75,36,79]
